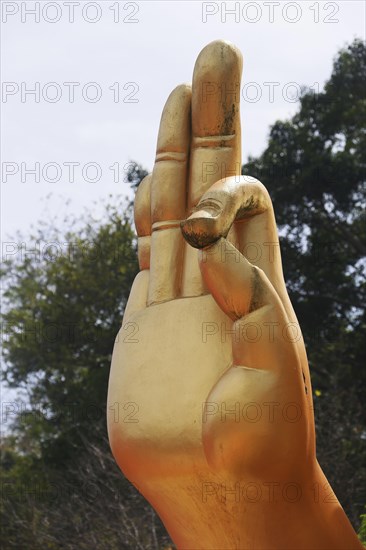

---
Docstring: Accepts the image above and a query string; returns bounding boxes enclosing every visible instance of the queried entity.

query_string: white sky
[1,0,365,240]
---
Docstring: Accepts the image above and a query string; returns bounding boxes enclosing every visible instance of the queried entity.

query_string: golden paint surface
[107,40,362,549]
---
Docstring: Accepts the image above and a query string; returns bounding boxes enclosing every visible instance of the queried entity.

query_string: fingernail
[180,216,220,249]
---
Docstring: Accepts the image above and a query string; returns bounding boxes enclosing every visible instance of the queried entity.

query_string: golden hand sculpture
[107,40,362,549]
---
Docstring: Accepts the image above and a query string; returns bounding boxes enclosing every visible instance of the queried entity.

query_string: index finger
[188,40,243,209]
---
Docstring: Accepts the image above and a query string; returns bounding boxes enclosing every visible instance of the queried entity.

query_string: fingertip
[181,183,237,248]
[180,214,221,249]
[191,39,242,140]
[194,39,243,75]
[156,83,191,155]
[163,82,192,104]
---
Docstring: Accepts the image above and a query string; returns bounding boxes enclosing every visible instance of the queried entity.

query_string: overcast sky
[1,0,365,240]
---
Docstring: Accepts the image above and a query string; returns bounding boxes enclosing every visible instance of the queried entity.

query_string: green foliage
[359,508,366,544]
[0,434,171,549]
[2,197,138,466]
[243,38,366,526]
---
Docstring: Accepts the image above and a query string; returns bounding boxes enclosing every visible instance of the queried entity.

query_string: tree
[2,197,138,462]
[1,187,173,548]
[243,38,366,527]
